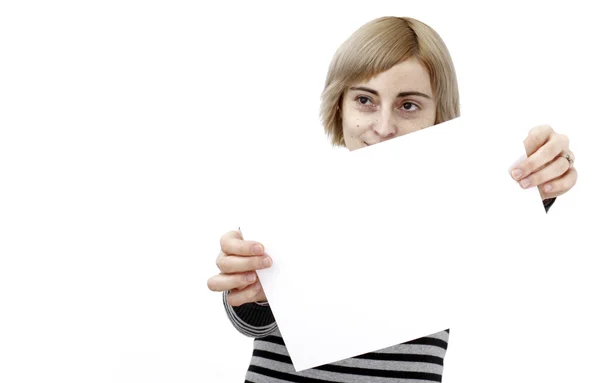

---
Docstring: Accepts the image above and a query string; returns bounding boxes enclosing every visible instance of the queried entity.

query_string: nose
[372,108,396,139]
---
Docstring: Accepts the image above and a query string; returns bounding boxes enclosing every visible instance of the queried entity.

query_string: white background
[1,1,599,382]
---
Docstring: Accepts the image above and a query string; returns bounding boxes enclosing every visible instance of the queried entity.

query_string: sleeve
[222,290,278,338]
[543,197,556,213]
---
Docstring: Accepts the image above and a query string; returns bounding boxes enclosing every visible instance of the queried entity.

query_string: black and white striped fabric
[222,198,556,382]
[223,290,449,382]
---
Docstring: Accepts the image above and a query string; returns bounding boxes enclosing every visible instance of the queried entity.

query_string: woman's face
[341,57,437,151]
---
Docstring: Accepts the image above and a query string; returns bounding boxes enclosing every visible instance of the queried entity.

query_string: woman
[207,16,577,382]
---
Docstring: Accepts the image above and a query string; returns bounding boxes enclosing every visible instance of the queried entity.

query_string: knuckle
[554,180,565,192]
[553,132,565,144]
[219,230,240,253]
[219,232,231,253]
[242,287,257,303]
[549,136,562,150]
[247,284,262,300]
[231,291,249,307]
[254,285,264,297]
[243,272,255,285]
[219,234,228,252]
[528,126,539,136]
[227,294,239,307]
[216,257,228,272]
[530,124,550,137]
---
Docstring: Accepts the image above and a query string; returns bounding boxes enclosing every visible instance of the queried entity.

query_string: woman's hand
[510,125,577,200]
[207,229,272,307]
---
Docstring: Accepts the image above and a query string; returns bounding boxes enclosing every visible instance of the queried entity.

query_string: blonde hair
[320,16,460,147]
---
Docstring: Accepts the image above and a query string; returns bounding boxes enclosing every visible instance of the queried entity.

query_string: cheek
[412,109,437,131]
[343,111,371,137]
[343,119,369,142]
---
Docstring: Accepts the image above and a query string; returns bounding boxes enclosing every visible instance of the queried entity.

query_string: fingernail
[263,257,272,267]
[246,273,256,283]
[511,169,523,180]
[520,178,531,188]
[544,184,552,192]
[251,244,263,255]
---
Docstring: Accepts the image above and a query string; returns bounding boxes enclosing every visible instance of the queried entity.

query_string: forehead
[351,58,432,95]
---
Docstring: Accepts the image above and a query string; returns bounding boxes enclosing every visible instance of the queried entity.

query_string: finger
[517,155,570,189]
[216,254,273,274]
[207,272,257,292]
[215,250,224,263]
[227,280,267,307]
[523,125,553,157]
[563,148,575,161]
[539,167,578,199]
[513,133,567,180]
[562,151,575,168]
[220,229,264,256]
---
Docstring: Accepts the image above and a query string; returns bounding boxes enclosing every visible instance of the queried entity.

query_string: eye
[357,96,373,105]
[399,102,419,112]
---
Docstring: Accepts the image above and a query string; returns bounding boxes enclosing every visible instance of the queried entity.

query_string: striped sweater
[223,198,556,382]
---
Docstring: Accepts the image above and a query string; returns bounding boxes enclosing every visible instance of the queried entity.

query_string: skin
[207,58,578,307]
[341,57,437,150]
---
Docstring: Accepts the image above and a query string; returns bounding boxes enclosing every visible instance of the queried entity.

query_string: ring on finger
[560,152,574,168]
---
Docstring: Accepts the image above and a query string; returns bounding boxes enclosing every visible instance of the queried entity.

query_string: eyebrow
[349,86,432,99]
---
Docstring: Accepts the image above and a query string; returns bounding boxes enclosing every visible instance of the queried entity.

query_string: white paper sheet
[240,116,549,371]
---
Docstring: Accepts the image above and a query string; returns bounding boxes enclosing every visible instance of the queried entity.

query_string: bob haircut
[320,16,461,147]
